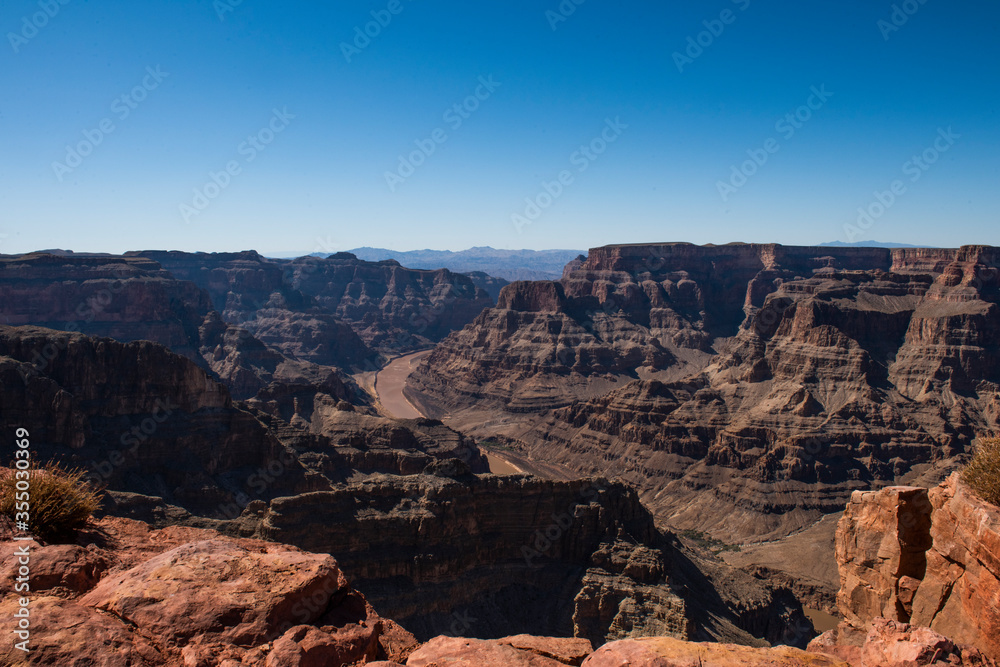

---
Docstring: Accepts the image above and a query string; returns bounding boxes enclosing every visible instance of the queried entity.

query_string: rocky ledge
[0,517,418,666]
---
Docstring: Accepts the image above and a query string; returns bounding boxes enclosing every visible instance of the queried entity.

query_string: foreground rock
[834,474,1000,658]
[406,636,584,666]
[582,636,847,666]
[0,517,417,666]
[808,619,997,667]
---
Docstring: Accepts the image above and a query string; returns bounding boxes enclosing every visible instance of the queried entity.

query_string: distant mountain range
[818,241,927,248]
[341,247,585,281]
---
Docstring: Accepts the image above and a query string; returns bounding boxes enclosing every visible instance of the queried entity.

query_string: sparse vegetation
[680,529,742,554]
[479,438,513,452]
[963,436,1000,507]
[0,463,103,541]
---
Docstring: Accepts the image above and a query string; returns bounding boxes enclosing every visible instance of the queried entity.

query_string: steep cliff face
[0,252,351,401]
[0,326,486,519]
[408,244,1000,545]
[134,250,494,359]
[243,471,810,648]
[285,254,494,353]
[834,474,1000,659]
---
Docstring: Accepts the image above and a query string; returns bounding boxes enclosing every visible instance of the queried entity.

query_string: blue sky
[1,0,997,254]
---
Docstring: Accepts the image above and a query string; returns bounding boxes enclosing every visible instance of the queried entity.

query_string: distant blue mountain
[819,241,929,248]
[341,247,585,281]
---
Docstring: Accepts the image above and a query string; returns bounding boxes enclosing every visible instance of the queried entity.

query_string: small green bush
[962,437,1000,507]
[0,463,103,541]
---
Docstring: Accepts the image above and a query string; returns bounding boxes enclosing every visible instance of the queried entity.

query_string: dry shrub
[0,463,102,541]
[963,436,1000,507]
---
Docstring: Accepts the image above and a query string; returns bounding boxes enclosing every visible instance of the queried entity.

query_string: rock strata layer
[834,473,1000,658]
[242,471,810,647]
[410,243,1000,546]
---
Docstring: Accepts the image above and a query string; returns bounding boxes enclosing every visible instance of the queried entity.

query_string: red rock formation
[0,517,417,666]
[406,636,579,666]
[581,636,847,666]
[833,474,1000,659]
[808,619,997,667]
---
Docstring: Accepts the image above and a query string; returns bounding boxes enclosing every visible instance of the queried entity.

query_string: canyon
[1,242,998,663]
[2,473,996,666]
[0,323,807,648]
[407,243,1000,598]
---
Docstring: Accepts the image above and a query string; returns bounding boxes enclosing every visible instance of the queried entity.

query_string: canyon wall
[0,324,808,650]
[0,252,349,401]
[0,325,486,519]
[133,250,494,358]
[409,243,1000,544]
[244,469,811,648]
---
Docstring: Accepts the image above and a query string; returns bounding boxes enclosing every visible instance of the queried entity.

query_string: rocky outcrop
[133,250,494,358]
[0,517,417,666]
[406,636,591,666]
[409,244,1000,548]
[834,474,1000,658]
[241,471,811,647]
[808,619,997,667]
[582,636,847,666]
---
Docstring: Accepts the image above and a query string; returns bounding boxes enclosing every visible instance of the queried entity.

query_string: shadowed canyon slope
[0,324,810,647]
[408,243,1000,544]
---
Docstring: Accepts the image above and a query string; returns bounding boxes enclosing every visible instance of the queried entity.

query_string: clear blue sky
[1,0,998,254]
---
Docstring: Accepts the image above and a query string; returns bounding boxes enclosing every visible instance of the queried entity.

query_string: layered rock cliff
[132,250,494,359]
[408,244,1000,546]
[0,325,486,519]
[833,473,1000,658]
[241,469,811,648]
[0,324,810,651]
[0,252,350,401]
